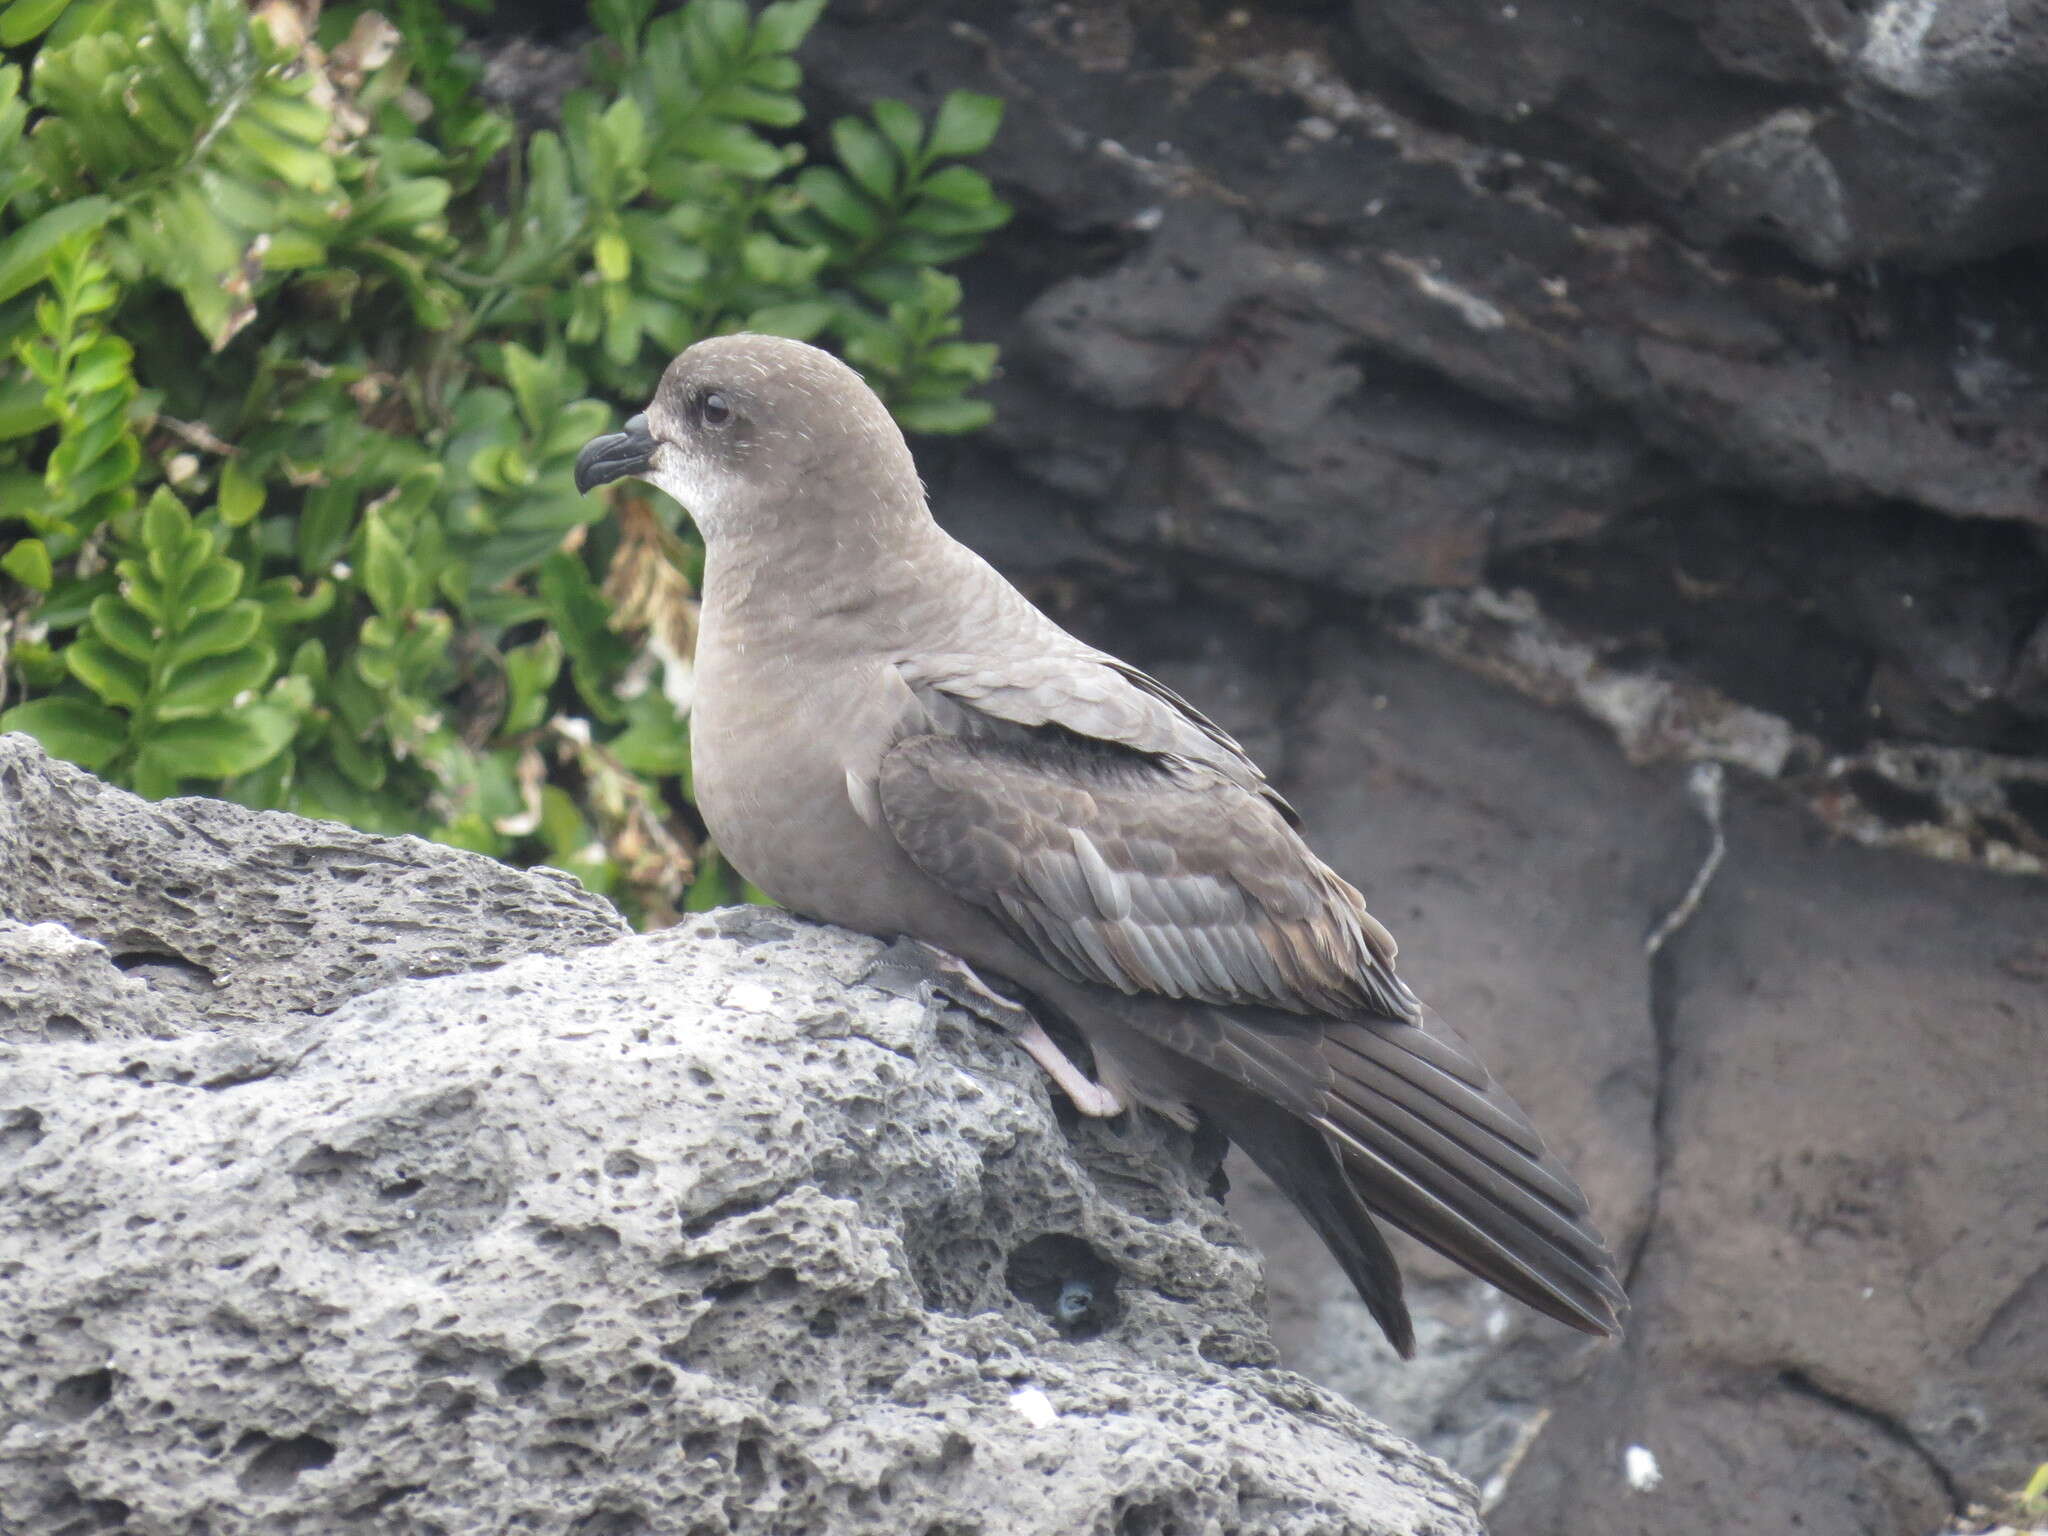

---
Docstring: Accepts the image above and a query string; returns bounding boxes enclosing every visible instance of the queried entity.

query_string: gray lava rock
[0,733,628,1030]
[0,742,1477,1536]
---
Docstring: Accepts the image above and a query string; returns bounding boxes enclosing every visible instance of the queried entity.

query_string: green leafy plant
[0,0,1010,923]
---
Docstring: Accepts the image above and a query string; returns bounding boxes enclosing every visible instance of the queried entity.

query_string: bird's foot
[1014,1019,1125,1117]
[862,938,1125,1118]
[865,937,1037,1034]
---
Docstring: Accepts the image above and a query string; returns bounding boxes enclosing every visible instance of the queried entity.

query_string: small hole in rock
[0,1108,44,1160]
[1005,1233,1122,1340]
[111,950,217,987]
[735,1436,767,1497]
[1115,1500,1178,1536]
[238,1433,336,1493]
[50,1369,114,1421]
[499,1362,545,1397]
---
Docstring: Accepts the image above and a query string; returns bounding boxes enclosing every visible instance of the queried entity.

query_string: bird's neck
[697,499,966,658]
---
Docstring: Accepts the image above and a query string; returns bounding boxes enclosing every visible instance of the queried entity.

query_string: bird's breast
[689,653,915,926]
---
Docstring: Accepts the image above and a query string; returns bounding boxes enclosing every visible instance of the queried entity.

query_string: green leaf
[162,599,262,669]
[592,0,655,45]
[0,375,56,440]
[298,483,357,576]
[743,300,833,340]
[87,594,158,661]
[871,99,925,166]
[66,334,132,396]
[42,0,117,46]
[141,488,192,562]
[0,197,114,303]
[325,718,389,790]
[892,395,995,435]
[0,0,74,46]
[138,703,297,779]
[2,537,53,589]
[917,163,1003,209]
[696,0,751,57]
[65,637,148,709]
[752,0,825,54]
[599,95,647,171]
[226,115,335,192]
[675,118,784,179]
[0,694,128,768]
[181,560,243,616]
[831,116,897,201]
[608,688,690,775]
[537,549,630,723]
[923,339,1000,381]
[360,514,412,618]
[928,92,1004,159]
[503,631,563,735]
[595,229,631,282]
[156,643,276,720]
[114,561,165,624]
[794,166,879,241]
[684,851,733,911]
[217,456,263,526]
[499,341,557,435]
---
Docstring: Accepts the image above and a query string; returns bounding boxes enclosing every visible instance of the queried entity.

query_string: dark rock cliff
[782,4,2048,1530]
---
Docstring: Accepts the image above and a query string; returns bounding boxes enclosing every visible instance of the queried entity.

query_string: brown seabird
[575,334,1626,1355]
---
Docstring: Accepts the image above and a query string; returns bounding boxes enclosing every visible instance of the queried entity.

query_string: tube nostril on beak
[574,414,658,494]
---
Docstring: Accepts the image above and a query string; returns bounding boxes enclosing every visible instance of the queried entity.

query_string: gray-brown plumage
[575,334,1627,1356]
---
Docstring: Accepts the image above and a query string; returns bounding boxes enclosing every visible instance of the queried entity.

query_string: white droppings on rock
[723,980,779,1013]
[1009,1387,1060,1428]
[1624,1444,1663,1492]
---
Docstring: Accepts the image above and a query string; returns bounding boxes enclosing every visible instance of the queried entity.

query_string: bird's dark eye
[699,390,732,428]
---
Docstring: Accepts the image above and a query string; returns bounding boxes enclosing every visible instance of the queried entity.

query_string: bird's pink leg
[1011,1019,1125,1118]
[864,937,1125,1117]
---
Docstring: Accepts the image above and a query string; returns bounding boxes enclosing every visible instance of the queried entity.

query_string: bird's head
[574,334,922,545]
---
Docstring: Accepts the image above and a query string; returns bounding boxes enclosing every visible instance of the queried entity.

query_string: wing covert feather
[876,731,1415,1022]
[898,651,1298,820]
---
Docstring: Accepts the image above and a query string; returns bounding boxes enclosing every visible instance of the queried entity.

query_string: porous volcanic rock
[0,736,1477,1536]
[0,733,629,1032]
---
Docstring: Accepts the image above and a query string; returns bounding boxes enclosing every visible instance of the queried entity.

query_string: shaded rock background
[778,3,2048,1531]
[0,735,1475,1536]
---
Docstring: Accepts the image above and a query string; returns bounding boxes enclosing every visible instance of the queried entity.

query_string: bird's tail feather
[1066,986,1625,1351]
[1210,1097,1418,1358]
[1317,1010,1628,1338]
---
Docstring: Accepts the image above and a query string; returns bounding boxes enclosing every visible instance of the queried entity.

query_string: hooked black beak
[574,412,656,494]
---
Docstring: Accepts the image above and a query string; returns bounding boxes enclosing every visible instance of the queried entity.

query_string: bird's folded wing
[875,675,1625,1338]
[898,651,1299,821]
[875,724,1414,1021]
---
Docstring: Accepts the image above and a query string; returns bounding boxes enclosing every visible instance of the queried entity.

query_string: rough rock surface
[1349,0,2048,271]
[0,734,628,1033]
[1493,788,2046,1536]
[812,0,2048,776]
[0,737,1478,1536]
